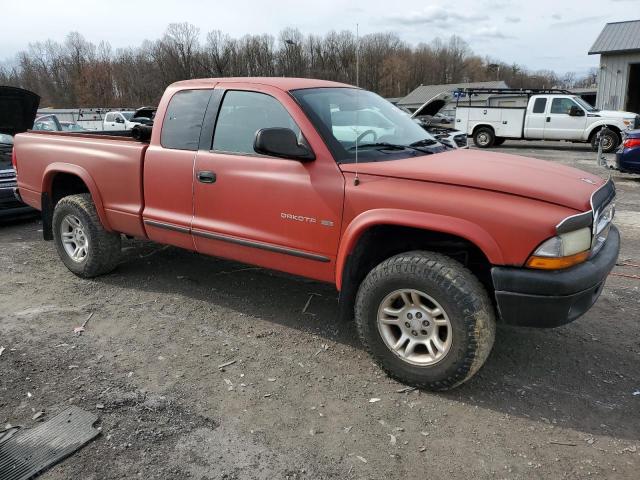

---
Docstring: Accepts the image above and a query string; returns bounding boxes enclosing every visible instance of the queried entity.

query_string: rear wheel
[355,251,496,391]
[473,127,495,148]
[52,194,121,278]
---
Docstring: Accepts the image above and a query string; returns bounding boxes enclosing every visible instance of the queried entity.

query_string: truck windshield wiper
[347,142,434,154]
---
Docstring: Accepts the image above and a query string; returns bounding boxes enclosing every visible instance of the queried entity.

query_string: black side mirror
[569,106,585,117]
[254,128,315,161]
[115,117,125,123]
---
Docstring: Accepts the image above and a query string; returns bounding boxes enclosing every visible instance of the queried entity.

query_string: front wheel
[591,128,619,153]
[355,251,496,391]
[52,193,121,278]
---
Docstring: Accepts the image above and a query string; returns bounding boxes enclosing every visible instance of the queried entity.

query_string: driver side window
[212,90,300,155]
[550,98,577,115]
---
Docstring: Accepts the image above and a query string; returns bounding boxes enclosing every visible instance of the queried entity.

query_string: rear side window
[161,89,213,151]
[212,90,300,155]
[104,113,114,122]
[532,98,547,114]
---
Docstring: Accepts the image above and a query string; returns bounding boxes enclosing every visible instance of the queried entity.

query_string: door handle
[546,117,551,122]
[197,171,216,184]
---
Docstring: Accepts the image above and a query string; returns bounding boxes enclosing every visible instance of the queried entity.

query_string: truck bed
[15,130,149,237]
[456,106,526,139]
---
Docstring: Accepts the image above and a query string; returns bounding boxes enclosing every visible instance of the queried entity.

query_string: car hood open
[411,93,447,118]
[0,86,40,136]
[339,149,604,211]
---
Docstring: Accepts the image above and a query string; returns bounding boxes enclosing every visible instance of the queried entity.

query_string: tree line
[0,23,596,108]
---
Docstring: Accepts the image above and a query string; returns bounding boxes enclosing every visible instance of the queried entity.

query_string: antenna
[354,23,360,186]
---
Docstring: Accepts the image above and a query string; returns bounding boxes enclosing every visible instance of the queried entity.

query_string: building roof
[397,81,508,106]
[589,20,640,55]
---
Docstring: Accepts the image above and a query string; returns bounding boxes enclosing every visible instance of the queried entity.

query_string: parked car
[0,86,39,218]
[33,114,63,132]
[60,121,87,132]
[456,87,640,152]
[406,93,467,148]
[433,112,454,124]
[131,106,157,126]
[396,103,467,148]
[426,125,468,148]
[615,130,640,173]
[103,111,138,131]
[14,78,619,390]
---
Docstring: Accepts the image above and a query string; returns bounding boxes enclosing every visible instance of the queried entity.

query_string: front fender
[42,162,112,231]
[335,208,504,289]
[585,120,622,141]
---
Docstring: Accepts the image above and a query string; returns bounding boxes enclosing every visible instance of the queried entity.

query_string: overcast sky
[2,0,639,75]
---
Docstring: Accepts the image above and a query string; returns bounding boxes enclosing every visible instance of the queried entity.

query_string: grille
[0,169,17,189]
[590,178,616,256]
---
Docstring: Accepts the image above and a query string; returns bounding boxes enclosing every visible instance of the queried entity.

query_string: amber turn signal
[526,251,590,270]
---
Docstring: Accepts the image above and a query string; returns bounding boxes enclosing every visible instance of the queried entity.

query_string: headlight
[592,202,615,255]
[526,227,592,270]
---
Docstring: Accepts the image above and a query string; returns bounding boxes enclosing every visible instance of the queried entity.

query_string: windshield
[0,133,13,145]
[121,112,134,120]
[291,88,441,163]
[573,96,598,112]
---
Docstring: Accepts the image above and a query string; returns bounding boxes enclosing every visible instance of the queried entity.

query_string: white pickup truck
[455,88,640,153]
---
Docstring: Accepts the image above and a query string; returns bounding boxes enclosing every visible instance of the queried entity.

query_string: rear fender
[42,163,112,232]
[335,209,503,290]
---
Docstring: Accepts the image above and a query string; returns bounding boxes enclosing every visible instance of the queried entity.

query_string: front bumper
[491,225,620,328]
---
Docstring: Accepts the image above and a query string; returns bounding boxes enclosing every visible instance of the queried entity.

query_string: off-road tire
[52,193,121,278]
[355,251,496,391]
[473,127,495,148]
[590,128,619,153]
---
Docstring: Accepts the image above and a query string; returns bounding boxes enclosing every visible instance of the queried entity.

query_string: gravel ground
[1,141,639,479]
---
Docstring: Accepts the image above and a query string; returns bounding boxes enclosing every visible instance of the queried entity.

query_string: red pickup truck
[13,78,619,390]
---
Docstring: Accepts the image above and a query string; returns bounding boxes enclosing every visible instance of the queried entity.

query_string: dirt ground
[1,141,639,479]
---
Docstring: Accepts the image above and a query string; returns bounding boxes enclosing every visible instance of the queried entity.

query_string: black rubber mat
[0,406,99,479]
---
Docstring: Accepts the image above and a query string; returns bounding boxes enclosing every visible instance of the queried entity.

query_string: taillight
[11,148,17,170]
[624,138,640,148]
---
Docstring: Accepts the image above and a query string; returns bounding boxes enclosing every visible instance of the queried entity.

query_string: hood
[340,149,603,211]
[592,110,638,119]
[133,106,157,119]
[0,86,40,136]
[411,93,447,118]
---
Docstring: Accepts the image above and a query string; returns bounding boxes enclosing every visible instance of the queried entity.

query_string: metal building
[589,20,640,113]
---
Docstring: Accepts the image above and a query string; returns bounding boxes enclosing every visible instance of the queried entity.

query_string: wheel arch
[41,164,112,239]
[472,123,495,136]
[336,209,503,291]
[587,123,621,143]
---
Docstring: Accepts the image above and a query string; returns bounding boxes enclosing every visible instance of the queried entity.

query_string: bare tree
[1,24,567,107]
